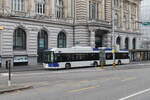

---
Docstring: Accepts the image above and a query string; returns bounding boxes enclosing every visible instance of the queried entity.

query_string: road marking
[121,77,136,82]
[119,88,150,100]
[0,73,13,76]
[68,86,97,93]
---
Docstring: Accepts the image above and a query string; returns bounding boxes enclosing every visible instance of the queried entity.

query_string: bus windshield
[43,51,54,63]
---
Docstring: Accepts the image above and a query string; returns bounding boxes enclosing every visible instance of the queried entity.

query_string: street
[1,63,150,100]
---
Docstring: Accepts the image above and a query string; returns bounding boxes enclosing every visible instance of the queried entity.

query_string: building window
[56,0,64,19]
[125,37,129,49]
[12,0,24,11]
[114,0,119,7]
[131,17,136,30]
[132,38,136,49]
[38,30,48,49]
[57,32,66,48]
[35,0,45,15]
[37,30,48,63]
[13,28,26,50]
[116,36,121,47]
[114,13,119,28]
[124,15,127,29]
[89,1,98,20]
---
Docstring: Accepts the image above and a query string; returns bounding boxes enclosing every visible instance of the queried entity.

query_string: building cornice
[0,16,74,27]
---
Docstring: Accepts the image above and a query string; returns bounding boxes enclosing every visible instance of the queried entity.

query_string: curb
[0,68,43,73]
[0,85,33,94]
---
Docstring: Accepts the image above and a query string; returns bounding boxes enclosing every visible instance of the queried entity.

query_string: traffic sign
[142,22,150,26]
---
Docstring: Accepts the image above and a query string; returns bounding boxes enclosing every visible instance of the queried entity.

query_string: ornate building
[0,0,141,67]
[140,5,150,49]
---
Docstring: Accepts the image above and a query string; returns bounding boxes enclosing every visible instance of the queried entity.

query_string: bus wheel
[65,63,71,69]
[93,62,98,67]
[118,60,122,65]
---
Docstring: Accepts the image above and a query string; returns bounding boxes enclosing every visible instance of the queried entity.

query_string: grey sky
[142,0,150,6]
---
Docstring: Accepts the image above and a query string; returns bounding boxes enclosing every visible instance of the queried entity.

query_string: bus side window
[106,53,113,60]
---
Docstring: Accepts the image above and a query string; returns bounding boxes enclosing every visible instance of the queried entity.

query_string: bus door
[99,49,105,66]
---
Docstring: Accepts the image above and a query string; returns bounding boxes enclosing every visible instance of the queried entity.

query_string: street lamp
[112,0,116,68]
[0,26,4,30]
[73,0,76,46]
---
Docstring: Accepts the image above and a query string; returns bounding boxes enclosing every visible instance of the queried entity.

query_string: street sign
[0,26,4,30]
[142,22,150,26]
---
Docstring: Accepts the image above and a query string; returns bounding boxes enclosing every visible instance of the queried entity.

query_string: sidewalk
[0,84,33,94]
[130,61,150,64]
[0,64,43,73]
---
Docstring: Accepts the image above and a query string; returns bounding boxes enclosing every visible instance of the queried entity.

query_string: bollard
[6,61,8,69]
[112,62,116,69]
[8,60,11,86]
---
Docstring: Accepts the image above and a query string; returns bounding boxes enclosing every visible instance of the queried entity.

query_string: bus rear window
[115,53,129,59]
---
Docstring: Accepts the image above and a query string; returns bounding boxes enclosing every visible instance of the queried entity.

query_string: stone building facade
[140,5,150,49]
[0,0,141,67]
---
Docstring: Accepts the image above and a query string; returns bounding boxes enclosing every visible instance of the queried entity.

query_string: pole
[112,0,116,68]
[8,60,11,86]
[73,0,76,46]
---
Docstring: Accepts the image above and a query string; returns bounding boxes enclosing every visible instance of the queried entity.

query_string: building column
[136,37,141,49]
[128,37,133,50]
[121,37,125,49]
[51,0,55,18]
[28,0,35,16]
[129,37,133,49]
[90,30,95,48]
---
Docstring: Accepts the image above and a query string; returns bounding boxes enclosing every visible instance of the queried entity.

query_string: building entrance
[37,30,48,63]
[95,30,107,48]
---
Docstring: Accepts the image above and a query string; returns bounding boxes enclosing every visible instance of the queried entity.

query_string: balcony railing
[11,10,27,17]
[87,19,110,26]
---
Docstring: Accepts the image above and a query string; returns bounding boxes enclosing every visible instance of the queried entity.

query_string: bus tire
[65,63,71,69]
[93,62,98,67]
[118,60,122,65]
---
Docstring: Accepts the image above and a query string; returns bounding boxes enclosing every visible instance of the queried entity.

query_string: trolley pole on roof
[112,0,116,69]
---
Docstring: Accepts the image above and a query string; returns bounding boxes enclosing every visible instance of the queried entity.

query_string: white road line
[119,88,150,100]
[0,73,13,76]
[0,69,102,77]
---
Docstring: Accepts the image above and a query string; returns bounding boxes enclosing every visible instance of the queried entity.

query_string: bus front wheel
[65,63,71,69]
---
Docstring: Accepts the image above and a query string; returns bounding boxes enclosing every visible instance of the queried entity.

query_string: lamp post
[112,0,116,68]
[0,26,4,30]
[73,0,76,46]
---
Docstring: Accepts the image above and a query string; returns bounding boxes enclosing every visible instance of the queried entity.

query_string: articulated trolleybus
[43,47,130,69]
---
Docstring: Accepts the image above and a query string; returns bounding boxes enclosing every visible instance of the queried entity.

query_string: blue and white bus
[43,47,129,69]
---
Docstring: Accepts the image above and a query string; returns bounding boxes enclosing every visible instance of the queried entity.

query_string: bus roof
[45,47,128,53]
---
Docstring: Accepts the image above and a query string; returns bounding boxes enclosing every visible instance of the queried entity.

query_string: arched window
[38,30,48,49]
[116,36,121,46]
[125,37,129,49]
[57,32,66,48]
[37,30,48,63]
[13,28,26,50]
[132,38,136,49]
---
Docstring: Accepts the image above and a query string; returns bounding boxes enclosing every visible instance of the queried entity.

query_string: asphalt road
[1,63,150,100]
